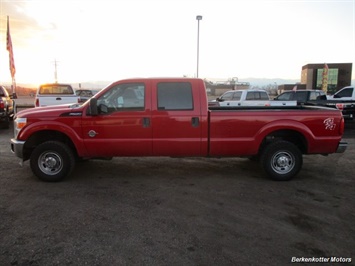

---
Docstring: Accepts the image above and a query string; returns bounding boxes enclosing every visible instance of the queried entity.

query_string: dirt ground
[0,117,354,265]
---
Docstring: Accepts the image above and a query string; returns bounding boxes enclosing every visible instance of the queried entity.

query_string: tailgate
[38,95,79,107]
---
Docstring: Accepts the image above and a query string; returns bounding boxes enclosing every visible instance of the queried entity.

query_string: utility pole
[196,15,202,78]
[52,59,59,83]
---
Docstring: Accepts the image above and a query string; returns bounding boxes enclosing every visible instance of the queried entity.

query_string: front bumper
[11,138,25,159]
[336,141,347,153]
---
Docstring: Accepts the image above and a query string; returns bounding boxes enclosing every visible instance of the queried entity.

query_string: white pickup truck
[35,83,79,107]
[210,89,296,107]
[327,86,355,101]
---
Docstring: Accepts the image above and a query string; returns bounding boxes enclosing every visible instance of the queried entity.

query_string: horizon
[0,0,354,85]
[3,76,354,90]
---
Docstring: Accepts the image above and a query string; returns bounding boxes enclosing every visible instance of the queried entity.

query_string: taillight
[336,103,344,110]
[339,117,345,135]
[35,98,39,107]
[0,100,4,109]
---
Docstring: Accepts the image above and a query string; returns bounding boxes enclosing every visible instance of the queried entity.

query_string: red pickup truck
[11,78,347,182]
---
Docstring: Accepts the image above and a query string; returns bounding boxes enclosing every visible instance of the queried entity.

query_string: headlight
[14,117,27,138]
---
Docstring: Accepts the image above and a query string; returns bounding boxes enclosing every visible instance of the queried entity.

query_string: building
[301,63,352,94]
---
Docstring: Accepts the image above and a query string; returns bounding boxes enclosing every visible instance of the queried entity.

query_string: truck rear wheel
[30,141,75,182]
[260,140,302,181]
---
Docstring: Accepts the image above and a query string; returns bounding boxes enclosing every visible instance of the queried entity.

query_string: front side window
[276,92,291,101]
[309,91,317,100]
[157,82,193,110]
[336,88,353,98]
[96,83,145,113]
[220,91,234,101]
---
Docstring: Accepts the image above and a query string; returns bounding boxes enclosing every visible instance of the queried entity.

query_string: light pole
[196,15,202,78]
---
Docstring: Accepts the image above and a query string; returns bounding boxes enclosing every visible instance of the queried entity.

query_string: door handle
[143,117,150,128]
[191,117,199,127]
[56,97,62,100]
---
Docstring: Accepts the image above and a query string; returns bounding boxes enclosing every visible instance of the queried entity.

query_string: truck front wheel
[30,141,75,182]
[260,140,302,181]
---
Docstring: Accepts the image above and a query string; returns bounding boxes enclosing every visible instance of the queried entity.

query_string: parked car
[275,89,355,120]
[35,83,79,107]
[327,86,355,101]
[209,89,296,107]
[76,89,101,103]
[274,90,327,103]
[0,85,15,129]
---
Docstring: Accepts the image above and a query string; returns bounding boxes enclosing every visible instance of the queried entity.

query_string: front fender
[18,120,87,156]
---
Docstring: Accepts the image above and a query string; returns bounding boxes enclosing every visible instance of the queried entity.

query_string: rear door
[81,81,152,157]
[151,80,203,156]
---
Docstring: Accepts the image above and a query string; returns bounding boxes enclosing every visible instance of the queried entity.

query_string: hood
[16,103,85,118]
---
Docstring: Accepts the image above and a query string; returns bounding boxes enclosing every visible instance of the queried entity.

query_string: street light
[196,15,202,78]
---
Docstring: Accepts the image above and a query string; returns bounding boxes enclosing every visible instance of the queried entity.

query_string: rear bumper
[336,141,347,153]
[11,138,25,159]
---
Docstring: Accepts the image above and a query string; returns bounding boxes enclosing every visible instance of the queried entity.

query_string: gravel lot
[0,112,354,265]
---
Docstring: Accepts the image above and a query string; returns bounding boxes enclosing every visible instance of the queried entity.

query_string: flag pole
[12,77,17,99]
[7,16,17,99]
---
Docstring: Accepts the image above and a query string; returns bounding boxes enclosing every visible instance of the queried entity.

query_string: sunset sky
[0,0,354,87]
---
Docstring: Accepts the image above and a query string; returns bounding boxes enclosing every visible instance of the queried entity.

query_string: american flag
[6,16,16,78]
[321,63,329,94]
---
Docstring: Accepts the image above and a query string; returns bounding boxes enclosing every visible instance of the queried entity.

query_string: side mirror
[333,94,340,98]
[216,97,224,102]
[88,98,98,116]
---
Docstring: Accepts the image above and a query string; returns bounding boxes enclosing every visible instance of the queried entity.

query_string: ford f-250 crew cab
[35,83,79,107]
[11,78,347,182]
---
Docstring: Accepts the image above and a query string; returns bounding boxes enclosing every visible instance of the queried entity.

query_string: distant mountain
[5,78,355,90]
[240,78,300,87]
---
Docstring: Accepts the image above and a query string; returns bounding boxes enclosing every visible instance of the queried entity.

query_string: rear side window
[259,91,269,100]
[232,91,242,100]
[39,85,74,95]
[157,82,193,110]
[295,91,308,102]
[246,91,269,100]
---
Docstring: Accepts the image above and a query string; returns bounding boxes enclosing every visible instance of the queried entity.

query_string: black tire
[260,140,302,181]
[30,141,75,182]
[0,115,10,129]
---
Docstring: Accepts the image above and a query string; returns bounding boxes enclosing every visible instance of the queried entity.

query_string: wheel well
[23,130,77,161]
[260,129,307,154]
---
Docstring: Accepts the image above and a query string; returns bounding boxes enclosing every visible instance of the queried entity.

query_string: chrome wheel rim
[38,151,63,175]
[271,151,295,174]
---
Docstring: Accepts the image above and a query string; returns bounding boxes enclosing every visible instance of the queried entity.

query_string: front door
[81,82,152,157]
